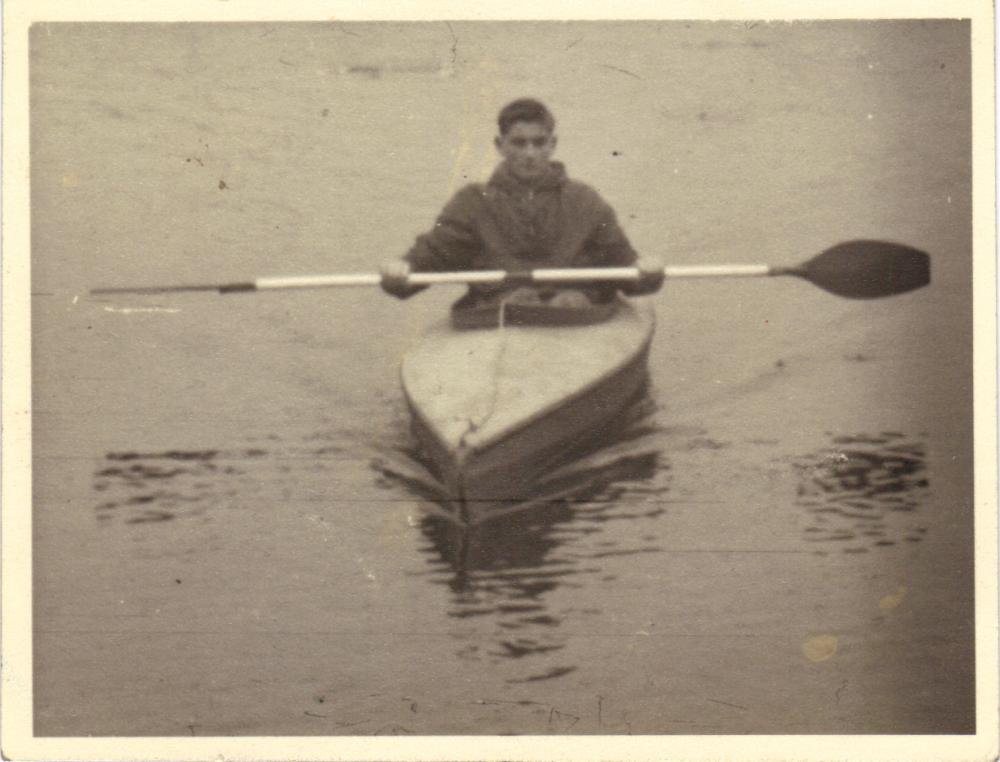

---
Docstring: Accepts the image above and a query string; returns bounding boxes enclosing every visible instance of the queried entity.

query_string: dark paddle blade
[791,240,930,299]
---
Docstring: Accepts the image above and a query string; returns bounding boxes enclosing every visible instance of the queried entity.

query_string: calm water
[30,20,974,735]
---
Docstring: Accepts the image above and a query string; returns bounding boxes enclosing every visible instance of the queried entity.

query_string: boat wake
[369,392,663,526]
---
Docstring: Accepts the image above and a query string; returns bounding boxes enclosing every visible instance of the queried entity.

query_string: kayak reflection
[420,446,663,585]
[419,447,663,675]
[376,406,668,676]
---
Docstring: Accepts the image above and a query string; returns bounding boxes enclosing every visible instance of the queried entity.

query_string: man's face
[495,121,557,182]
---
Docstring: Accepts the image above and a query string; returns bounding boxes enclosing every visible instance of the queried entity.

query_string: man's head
[495,98,557,182]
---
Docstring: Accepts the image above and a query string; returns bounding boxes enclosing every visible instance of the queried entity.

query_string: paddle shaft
[89,240,929,299]
[185,264,786,295]
[91,265,777,295]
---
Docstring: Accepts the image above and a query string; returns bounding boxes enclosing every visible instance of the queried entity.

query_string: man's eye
[512,139,527,147]
[532,139,547,147]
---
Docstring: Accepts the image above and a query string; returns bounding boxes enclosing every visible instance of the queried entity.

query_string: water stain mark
[879,586,907,611]
[802,634,838,662]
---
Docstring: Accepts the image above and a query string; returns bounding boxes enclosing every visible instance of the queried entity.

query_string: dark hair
[497,98,555,135]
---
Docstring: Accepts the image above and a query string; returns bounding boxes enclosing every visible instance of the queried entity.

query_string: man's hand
[379,260,425,299]
[629,255,665,295]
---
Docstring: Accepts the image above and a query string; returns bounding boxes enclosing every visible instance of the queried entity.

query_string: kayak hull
[401,300,655,524]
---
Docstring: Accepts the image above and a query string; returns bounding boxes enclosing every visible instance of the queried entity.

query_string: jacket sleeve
[584,196,663,296]
[404,187,481,272]
[584,198,638,268]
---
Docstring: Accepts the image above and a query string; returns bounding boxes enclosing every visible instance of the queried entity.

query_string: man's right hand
[379,260,424,299]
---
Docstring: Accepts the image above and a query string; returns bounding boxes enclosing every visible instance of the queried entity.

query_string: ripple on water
[350,393,673,683]
[92,448,265,525]
[91,431,361,526]
[792,432,929,554]
[374,411,669,683]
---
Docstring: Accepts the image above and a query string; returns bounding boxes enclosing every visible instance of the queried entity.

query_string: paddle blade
[798,240,930,299]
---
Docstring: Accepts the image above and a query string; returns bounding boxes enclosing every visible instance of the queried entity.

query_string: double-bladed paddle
[90,239,930,300]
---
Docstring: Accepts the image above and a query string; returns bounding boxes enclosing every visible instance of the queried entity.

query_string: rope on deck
[461,295,512,440]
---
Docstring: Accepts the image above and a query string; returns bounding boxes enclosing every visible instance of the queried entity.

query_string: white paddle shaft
[663,264,772,278]
[91,264,780,296]
[251,264,774,291]
[255,270,509,289]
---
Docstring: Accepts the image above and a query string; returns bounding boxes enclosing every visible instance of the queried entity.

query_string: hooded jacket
[404,161,639,301]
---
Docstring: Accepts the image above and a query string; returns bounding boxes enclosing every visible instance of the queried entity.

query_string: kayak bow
[401,299,655,525]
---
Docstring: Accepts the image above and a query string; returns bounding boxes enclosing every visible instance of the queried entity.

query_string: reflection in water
[793,432,929,554]
[91,433,359,526]
[375,404,668,682]
[370,393,662,520]
[92,449,253,525]
[96,407,669,683]
[419,450,664,682]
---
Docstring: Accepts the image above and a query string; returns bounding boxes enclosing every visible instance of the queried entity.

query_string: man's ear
[494,135,503,151]
[550,135,558,150]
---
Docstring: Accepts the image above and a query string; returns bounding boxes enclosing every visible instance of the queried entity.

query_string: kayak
[401,297,656,525]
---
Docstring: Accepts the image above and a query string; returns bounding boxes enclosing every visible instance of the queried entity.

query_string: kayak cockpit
[450,287,621,329]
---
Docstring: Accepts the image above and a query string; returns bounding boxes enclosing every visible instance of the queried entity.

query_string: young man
[380,98,663,308]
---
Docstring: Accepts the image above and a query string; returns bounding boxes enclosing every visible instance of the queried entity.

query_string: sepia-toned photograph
[3,2,997,761]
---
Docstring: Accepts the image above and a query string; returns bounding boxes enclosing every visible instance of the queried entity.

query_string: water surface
[31,20,973,735]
